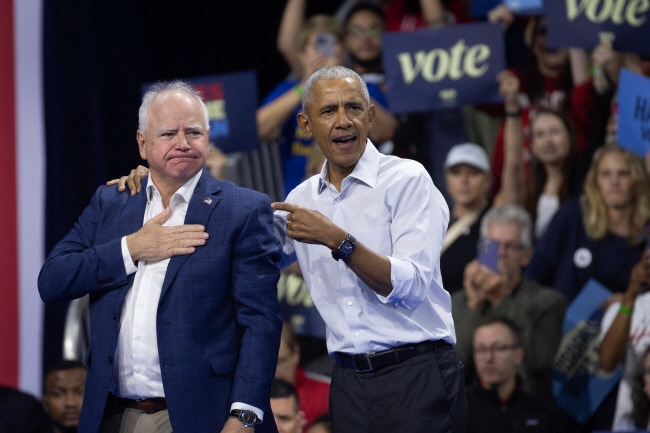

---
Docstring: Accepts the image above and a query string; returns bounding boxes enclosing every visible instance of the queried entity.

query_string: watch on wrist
[230,409,261,427]
[332,234,356,261]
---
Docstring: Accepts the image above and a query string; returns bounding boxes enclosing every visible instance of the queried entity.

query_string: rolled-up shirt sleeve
[375,169,449,310]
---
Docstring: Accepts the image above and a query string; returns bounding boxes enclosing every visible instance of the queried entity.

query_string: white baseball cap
[444,143,490,173]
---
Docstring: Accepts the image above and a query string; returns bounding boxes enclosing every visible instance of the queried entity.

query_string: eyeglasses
[347,27,382,37]
[473,344,519,357]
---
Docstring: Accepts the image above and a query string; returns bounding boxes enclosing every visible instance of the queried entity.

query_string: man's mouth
[332,135,356,145]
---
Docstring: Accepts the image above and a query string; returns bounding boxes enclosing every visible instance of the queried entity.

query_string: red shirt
[294,367,330,429]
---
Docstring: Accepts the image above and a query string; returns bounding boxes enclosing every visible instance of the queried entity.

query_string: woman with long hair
[526,145,650,301]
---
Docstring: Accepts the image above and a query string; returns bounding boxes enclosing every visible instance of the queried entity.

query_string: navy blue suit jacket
[39,170,282,433]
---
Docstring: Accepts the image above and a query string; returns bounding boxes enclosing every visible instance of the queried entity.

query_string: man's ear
[137,131,147,160]
[368,104,376,130]
[297,112,313,138]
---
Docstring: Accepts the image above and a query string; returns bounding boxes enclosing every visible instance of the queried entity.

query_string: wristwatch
[230,409,261,427]
[332,234,356,261]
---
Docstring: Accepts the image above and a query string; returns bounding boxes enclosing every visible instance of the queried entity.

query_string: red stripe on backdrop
[0,1,18,387]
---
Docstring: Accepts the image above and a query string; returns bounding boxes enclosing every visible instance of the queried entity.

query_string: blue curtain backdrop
[42,0,343,375]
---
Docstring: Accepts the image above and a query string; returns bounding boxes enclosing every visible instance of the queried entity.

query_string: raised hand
[126,207,208,261]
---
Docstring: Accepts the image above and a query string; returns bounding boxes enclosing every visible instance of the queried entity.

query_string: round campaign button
[573,248,592,268]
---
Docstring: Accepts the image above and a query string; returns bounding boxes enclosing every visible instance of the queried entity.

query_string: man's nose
[334,109,351,127]
[178,133,191,149]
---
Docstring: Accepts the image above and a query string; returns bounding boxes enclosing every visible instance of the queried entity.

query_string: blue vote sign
[504,0,543,15]
[143,70,259,153]
[381,22,505,113]
[546,0,650,55]
[553,279,623,424]
[617,68,650,158]
[471,0,543,18]
[470,0,501,18]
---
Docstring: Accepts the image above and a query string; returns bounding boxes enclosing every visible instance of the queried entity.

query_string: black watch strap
[332,234,357,261]
[230,409,261,427]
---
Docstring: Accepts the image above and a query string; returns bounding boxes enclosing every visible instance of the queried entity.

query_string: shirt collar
[317,139,380,193]
[146,169,203,207]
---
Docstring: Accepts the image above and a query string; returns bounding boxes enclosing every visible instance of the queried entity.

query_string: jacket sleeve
[38,186,129,303]
[228,193,282,409]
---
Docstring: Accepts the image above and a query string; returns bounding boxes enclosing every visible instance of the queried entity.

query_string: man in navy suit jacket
[38,81,282,433]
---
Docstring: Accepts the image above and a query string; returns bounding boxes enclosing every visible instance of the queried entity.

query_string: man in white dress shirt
[272,66,466,433]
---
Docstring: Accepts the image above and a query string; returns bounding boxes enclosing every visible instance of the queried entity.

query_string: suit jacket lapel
[160,170,222,300]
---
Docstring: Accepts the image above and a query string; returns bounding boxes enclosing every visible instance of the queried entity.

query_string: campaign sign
[382,22,505,113]
[552,279,622,424]
[142,70,259,153]
[617,68,650,158]
[470,0,501,18]
[277,273,326,340]
[504,0,543,15]
[546,0,650,55]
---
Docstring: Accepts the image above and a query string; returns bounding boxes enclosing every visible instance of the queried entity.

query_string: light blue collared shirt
[274,140,455,355]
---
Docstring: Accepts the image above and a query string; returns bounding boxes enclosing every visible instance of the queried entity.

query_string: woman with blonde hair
[526,144,650,301]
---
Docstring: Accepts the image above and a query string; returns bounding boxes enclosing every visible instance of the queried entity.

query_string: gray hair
[138,80,210,133]
[301,66,370,115]
[480,205,533,249]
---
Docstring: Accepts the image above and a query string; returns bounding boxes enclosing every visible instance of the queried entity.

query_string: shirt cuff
[121,236,138,275]
[230,402,264,422]
[375,257,416,309]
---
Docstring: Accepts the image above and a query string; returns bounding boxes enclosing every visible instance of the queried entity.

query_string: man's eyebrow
[319,103,338,112]
[157,127,178,135]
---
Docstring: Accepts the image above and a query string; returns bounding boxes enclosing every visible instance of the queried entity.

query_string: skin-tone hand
[106,165,149,195]
[125,207,208,262]
[272,201,393,297]
[300,46,340,80]
[622,249,650,306]
[463,259,506,311]
[272,202,346,248]
[487,4,514,33]
[497,70,520,113]
[220,417,249,433]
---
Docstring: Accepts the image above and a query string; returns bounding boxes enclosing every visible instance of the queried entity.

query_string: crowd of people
[265,0,650,432]
[4,1,647,433]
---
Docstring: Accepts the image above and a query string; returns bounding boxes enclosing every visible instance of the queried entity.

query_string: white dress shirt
[111,171,202,398]
[274,140,456,355]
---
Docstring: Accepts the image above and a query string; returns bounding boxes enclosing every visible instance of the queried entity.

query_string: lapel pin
[203,197,212,205]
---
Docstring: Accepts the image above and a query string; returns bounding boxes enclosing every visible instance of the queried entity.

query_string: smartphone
[477,238,499,273]
[315,32,336,58]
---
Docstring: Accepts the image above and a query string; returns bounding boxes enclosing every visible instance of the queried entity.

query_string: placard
[617,68,650,158]
[142,70,259,153]
[552,279,623,424]
[546,0,650,55]
[382,22,505,113]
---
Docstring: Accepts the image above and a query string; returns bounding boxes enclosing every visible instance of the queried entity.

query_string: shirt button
[336,197,341,201]
[355,332,360,337]
[135,368,141,374]
[134,336,141,341]
[347,301,352,306]
[138,303,144,309]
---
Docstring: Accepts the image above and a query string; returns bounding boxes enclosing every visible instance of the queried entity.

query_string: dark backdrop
[42,0,343,374]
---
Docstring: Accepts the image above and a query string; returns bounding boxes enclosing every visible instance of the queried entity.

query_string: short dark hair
[47,359,86,375]
[43,360,86,392]
[343,2,385,29]
[474,315,522,347]
[270,378,299,412]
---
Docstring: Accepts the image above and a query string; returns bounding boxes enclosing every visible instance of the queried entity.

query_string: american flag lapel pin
[203,197,212,205]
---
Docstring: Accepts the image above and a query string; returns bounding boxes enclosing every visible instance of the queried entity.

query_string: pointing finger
[272,202,300,213]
